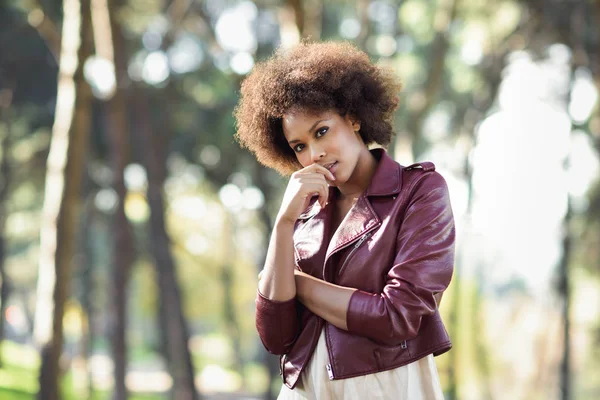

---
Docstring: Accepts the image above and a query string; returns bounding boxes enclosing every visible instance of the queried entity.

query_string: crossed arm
[257,219,356,331]
[260,267,356,330]
[256,172,455,353]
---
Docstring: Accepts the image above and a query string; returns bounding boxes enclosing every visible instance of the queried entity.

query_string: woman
[234,41,455,399]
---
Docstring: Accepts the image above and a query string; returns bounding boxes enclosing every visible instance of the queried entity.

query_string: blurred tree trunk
[137,3,200,397]
[356,0,371,51]
[0,87,14,367]
[518,2,595,397]
[135,91,200,400]
[278,0,303,48]
[33,0,93,398]
[558,197,572,400]
[74,191,97,398]
[287,0,304,36]
[279,0,321,43]
[405,0,459,159]
[28,0,61,62]
[427,3,459,398]
[303,0,322,40]
[90,0,136,398]
[443,3,523,396]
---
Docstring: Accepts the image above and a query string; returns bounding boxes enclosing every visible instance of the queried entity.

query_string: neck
[337,149,377,200]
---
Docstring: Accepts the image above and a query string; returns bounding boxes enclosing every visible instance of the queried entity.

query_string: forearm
[258,219,297,301]
[294,271,356,330]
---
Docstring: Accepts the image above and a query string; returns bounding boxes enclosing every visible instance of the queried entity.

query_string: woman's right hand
[276,164,335,225]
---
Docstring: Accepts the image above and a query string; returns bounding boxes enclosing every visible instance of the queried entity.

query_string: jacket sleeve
[255,290,299,355]
[345,171,455,346]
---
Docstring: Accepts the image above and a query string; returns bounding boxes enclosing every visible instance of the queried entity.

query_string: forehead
[282,109,336,138]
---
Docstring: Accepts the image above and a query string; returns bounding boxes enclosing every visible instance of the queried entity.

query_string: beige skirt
[278,328,444,400]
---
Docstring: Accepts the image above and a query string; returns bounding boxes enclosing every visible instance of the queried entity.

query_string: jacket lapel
[294,149,404,272]
[293,189,335,265]
[325,196,380,259]
[324,149,403,260]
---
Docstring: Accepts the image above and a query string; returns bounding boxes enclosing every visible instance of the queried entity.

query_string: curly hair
[234,41,402,175]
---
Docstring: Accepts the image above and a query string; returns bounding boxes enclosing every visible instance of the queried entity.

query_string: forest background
[0,0,599,399]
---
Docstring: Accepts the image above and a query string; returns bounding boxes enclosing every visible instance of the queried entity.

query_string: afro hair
[234,41,402,175]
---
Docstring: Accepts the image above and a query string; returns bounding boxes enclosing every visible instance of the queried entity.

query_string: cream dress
[277,328,445,400]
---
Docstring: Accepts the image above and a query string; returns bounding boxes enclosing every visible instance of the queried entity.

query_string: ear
[349,115,361,132]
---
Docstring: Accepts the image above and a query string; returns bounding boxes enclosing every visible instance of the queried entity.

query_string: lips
[323,161,337,170]
[322,161,338,178]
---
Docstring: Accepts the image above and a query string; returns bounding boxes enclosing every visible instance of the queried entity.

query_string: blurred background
[0,0,599,399]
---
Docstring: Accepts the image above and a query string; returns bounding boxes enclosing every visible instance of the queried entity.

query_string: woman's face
[282,108,366,186]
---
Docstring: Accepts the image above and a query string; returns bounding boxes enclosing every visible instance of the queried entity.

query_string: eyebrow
[287,119,328,144]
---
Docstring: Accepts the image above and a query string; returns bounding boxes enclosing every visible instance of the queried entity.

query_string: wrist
[294,270,310,300]
[274,215,297,230]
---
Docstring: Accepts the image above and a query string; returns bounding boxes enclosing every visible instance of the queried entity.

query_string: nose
[310,145,325,162]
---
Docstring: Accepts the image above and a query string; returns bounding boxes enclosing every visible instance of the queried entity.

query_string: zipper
[326,363,334,380]
[338,232,373,276]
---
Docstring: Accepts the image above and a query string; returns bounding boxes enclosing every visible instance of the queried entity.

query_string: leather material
[255,148,455,389]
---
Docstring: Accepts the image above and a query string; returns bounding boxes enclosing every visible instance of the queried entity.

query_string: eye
[316,127,328,138]
[293,143,305,152]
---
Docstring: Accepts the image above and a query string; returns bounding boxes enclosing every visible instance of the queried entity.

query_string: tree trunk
[74,192,96,398]
[558,196,572,400]
[33,0,93,398]
[405,0,459,159]
[355,0,371,51]
[28,0,61,62]
[0,86,14,367]
[135,91,199,400]
[303,0,323,40]
[278,0,303,48]
[89,0,137,397]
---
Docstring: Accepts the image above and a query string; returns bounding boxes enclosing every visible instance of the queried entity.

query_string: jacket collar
[296,148,402,262]
[364,148,402,197]
[297,148,401,220]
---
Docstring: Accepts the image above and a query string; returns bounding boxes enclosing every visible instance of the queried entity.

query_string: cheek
[296,152,311,167]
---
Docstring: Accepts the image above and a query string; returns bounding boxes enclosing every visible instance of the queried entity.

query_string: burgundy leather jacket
[255,148,455,389]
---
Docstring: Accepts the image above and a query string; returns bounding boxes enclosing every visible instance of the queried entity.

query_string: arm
[293,270,356,330]
[255,164,335,355]
[294,172,455,346]
[258,220,297,301]
[254,220,299,355]
[346,172,455,345]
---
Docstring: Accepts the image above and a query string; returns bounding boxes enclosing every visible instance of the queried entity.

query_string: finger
[294,171,329,181]
[258,270,264,280]
[310,183,329,208]
[297,177,329,187]
[294,174,329,188]
[301,164,336,181]
[312,164,336,181]
[301,181,328,203]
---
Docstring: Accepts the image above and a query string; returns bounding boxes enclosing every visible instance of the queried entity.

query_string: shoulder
[400,162,450,204]
[403,161,436,173]
[402,161,447,187]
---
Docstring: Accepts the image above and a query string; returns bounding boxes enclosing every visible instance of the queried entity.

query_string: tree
[135,89,200,400]
[89,0,138,397]
[32,0,93,398]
